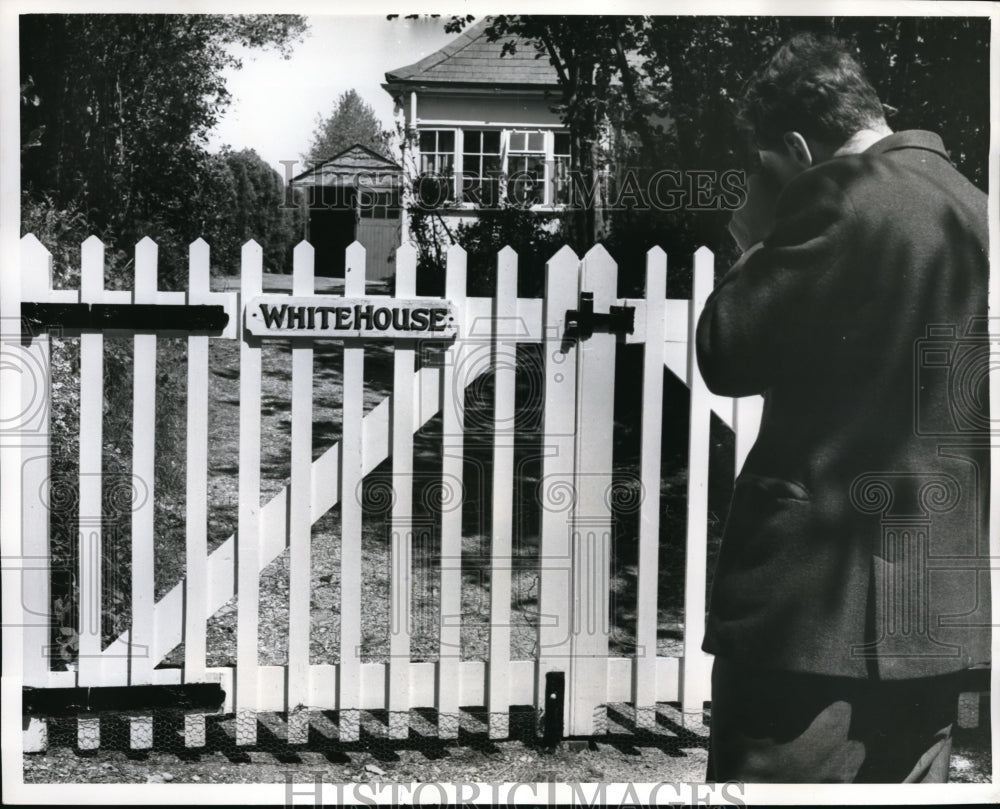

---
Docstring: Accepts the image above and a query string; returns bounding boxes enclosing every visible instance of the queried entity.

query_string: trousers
[706,656,959,783]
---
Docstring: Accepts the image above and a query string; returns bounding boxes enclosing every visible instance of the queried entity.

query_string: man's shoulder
[780,151,882,209]
[777,158,863,215]
[782,136,984,225]
[770,159,864,237]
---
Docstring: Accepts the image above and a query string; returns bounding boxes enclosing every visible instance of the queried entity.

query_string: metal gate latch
[565,292,634,341]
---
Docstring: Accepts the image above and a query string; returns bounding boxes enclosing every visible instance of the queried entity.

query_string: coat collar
[864,130,950,160]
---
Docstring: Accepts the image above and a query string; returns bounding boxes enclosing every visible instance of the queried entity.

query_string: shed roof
[384,18,560,88]
[290,143,401,189]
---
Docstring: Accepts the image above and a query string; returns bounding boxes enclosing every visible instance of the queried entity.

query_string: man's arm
[696,167,858,397]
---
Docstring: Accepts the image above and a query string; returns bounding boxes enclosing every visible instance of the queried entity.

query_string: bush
[410,203,576,298]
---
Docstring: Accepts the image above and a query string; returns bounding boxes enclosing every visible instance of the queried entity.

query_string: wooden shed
[290,143,402,279]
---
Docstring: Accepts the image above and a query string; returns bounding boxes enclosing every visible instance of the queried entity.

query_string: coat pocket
[722,474,812,568]
[734,472,811,502]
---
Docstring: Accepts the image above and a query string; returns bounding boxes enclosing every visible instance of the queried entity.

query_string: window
[506,130,546,207]
[552,132,571,205]
[413,127,572,209]
[418,130,455,204]
[461,130,501,206]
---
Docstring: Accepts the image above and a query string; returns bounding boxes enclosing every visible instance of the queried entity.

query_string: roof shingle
[385,18,560,87]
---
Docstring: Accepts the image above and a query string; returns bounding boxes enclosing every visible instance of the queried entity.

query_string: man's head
[738,33,890,188]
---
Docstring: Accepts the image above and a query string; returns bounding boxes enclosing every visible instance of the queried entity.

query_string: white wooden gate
[10,233,772,752]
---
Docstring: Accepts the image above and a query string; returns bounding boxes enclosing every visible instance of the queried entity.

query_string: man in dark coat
[696,33,990,783]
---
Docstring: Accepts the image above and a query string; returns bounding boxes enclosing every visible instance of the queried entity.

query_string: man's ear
[782,132,814,168]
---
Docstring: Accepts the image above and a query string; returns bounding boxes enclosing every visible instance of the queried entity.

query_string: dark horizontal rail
[21,302,229,333]
[23,683,226,717]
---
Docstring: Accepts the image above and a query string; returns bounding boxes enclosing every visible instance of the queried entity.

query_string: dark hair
[738,33,886,150]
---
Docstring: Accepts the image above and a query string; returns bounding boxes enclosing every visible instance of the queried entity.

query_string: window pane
[463,175,494,205]
[464,130,481,153]
[527,132,544,151]
[463,154,481,174]
[509,131,525,151]
[483,130,500,153]
[419,131,436,152]
[439,130,454,151]
[554,132,570,155]
[508,176,542,206]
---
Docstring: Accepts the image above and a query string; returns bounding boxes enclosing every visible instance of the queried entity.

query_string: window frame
[506,128,549,208]
[413,125,571,211]
[460,128,503,207]
[417,128,458,202]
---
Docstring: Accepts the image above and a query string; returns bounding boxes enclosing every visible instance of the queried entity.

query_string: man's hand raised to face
[728,171,782,253]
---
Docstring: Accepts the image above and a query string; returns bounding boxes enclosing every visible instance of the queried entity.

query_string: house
[382,19,571,243]
[289,143,402,279]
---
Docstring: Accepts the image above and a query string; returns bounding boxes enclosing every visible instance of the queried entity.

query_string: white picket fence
[13,233,768,752]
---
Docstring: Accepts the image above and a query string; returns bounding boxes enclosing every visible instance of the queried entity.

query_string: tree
[223,148,301,273]
[188,148,301,275]
[445,15,662,250]
[304,89,392,164]
[444,15,989,272]
[20,13,307,279]
[634,16,990,285]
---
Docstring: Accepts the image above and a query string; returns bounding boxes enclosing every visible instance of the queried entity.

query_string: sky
[205,15,457,178]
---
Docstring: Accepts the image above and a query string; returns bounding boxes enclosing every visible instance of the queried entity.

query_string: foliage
[20,197,191,661]
[20,13,307,282]
[304,89,393,164]
[409,203,573,298]
[445,15,661,250]
[832,17,989,189]
[636,16,990,279]
[199,148,303,274]
[454,207,573,298]
[20,15,308,662]
[444,15,990,283]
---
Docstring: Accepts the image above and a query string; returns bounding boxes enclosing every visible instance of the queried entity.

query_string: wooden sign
[245,296,457,339]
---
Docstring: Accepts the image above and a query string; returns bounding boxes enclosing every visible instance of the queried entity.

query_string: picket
[338,241,366,742]
[77,240,104,695]
[20,235,65,697]
[536,245,580,728]
[125,239,171,747]
[287,241,316,744]
[388,243,417,739]
[680,247,715,727]
[568,244,618,737]
[182,238,214,747]
[236,240,264,745]
[633,247,667,729]
[78,237,122,694]
[132,237,185,691]
[24,231,936,755]
[487,246,518,739]
[437,244,468,739]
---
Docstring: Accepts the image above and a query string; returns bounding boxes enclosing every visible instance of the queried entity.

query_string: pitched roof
[290,143,401,188]
[384,18,560,88]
